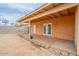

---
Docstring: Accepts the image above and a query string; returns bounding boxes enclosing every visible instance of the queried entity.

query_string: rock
[54,48,61,55]
[60,50,68,56]
[44,45,49,49]
[69,53,76,56]
[40,44,44,47]
[48,48,55,53]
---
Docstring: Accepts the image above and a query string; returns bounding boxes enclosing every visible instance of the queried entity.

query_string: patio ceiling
[49,6,76,18]
[26,3,63,19]
[30,6,76,23]
[18,3,78,24]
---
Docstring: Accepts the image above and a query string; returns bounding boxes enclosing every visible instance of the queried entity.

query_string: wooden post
[29,20,31,39]
[76,4,79,55]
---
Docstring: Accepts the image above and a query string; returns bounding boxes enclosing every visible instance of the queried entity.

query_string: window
[48,24,52,34]
[43,23,52,36]
[44,25,47,34]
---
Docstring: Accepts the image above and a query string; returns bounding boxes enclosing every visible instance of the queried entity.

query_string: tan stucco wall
[31,15,75,40]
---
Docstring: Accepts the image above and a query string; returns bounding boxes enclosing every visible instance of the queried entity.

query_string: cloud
[0,3,44,26]
[6,4,34,14]
[0,13,25,24]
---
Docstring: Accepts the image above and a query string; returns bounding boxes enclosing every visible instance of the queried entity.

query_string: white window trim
[43,23,52,36]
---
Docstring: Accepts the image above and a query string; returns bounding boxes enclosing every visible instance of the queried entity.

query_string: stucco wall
[31,15,75,40]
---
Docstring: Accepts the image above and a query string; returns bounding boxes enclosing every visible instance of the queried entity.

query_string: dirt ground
[0,34,55,56]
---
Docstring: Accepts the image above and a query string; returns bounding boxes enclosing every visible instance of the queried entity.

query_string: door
[32,25,36,34]
[33,25,36,34]
[43,23,52,36]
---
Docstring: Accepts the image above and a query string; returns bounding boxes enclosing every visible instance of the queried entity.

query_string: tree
[2,19,9,26]
[11,23,14,26]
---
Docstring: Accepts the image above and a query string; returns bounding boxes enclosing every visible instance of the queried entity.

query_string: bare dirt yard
[0,34,55,56]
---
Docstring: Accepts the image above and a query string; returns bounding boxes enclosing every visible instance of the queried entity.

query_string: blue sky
[0,3,44,26]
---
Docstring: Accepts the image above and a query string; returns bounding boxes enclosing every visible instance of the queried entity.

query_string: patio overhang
[21,3,78,23]
[17,3,52,23]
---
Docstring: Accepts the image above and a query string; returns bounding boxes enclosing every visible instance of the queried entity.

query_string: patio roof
[18,3,61,22]
[18,3,78,23]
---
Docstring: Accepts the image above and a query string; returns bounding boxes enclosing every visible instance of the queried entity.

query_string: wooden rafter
[49,14,54,18]
[53,14,58,18]
[58,12,63,17]
[67,9,70,16]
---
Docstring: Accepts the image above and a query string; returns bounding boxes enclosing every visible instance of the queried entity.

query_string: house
[17,3,79,55]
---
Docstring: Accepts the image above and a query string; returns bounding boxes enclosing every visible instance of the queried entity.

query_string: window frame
[43,23,52,36]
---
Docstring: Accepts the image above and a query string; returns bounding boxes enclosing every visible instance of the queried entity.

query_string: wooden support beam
[44,16,49,20]
[48,14,55,18]
[28,20,31,39]
[22,3,78,23]
[76,4,79,56]
[55,12,61,17]
[58,12,63,17]
[52,14,58,18]
[67,9,70,16]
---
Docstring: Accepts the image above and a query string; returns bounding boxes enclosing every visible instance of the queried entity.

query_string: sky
[0,3,44,26]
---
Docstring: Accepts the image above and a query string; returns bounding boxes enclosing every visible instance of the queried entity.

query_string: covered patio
[17,3,79,55]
